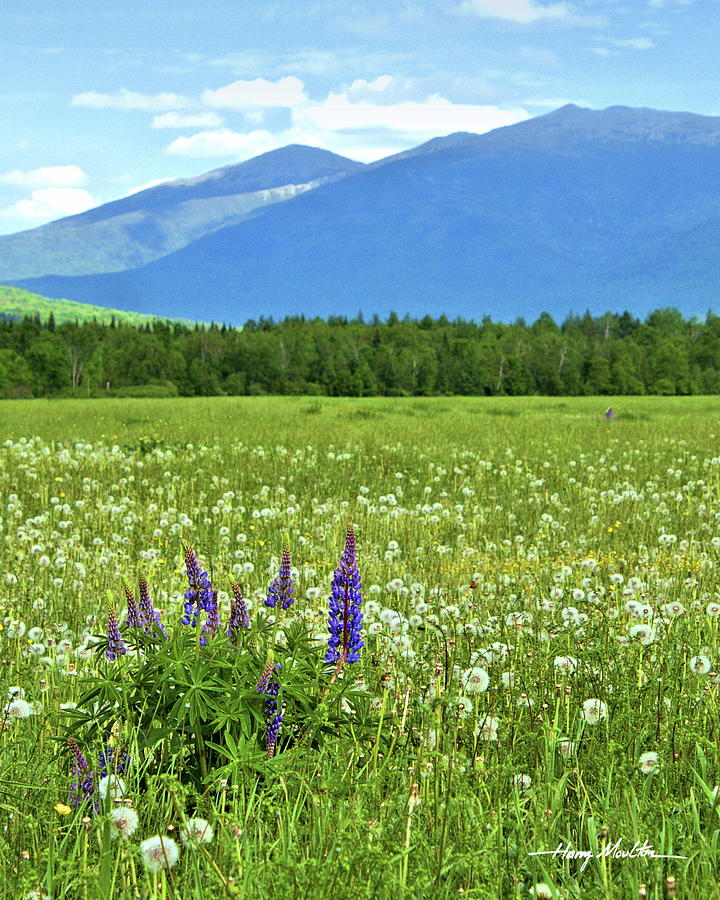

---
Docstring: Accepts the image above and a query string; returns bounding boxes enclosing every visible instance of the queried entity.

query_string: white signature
[529,839,688,872]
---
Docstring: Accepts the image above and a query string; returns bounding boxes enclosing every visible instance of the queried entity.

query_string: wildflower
[460,667,489,693]
[553,656,578,675]
[68,738,94,806]
[325,524,363,666]
[97,775,126,800]
[7,686,25,699]
[638,751,660,774]
[138,577,165,635]
[4,699,34,719]
[580,698,608,725]
[531,884,554,899]
[98,746,128,778]
[557,737,577,758]
[109,806,139,839]
[139,835,180,872]
[181,542,214,627]
[105,610,126,662]
[54,803,71,815]
[227,582,251,642]
[690,655,711,674]
[475,715,499,741]
[263,678,283,757]
[265,544,295,610]
[179,817,214,847]
[122,578,142,628]
[199,591,219,646]
[513,773,532,792]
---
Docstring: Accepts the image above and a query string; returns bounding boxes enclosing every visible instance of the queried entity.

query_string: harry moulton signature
[529,839,688,872]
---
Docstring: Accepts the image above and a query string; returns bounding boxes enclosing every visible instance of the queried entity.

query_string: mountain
[0,145,364,279]
[10,104,720,323]
[0,285,198,326]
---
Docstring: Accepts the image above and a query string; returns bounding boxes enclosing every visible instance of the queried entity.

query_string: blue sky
[0,0,717,235]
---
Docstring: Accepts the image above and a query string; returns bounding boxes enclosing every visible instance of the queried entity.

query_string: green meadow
[1,395,720,899]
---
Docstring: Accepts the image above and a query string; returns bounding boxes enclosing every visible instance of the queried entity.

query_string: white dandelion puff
[139,835,180,872]
[580,698,607,725]
[179,817,214,847]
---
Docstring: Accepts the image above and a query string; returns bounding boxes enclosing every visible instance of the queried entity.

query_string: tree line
[1,307,719,398]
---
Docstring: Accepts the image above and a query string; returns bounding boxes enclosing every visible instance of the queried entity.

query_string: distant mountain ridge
[0,145,364,279]
[8,104,720,324]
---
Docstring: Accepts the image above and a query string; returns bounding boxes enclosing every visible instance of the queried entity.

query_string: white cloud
[458,0,602,25]
[71,88,190,111]
[1,188,97,222]
[0,165,88,189]
[607,37,655,49]
[295,93,529,138]
[165,128,280,158]
[151,111,224,129]
[162,92,530,165]
[202,76,308,110]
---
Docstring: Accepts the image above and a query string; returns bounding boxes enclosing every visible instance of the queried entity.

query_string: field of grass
[2,395,720,899]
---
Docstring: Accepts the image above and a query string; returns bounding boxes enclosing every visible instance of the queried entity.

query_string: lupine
[326,523,364,665]
[68,738,94,806]
[122,578,142,628]
[181,542,214,627]
[98,746,128,778]
[200,591,219,645]
[265,544,295,610]
[263,678,283,757]
[227,582,251,642]
[256,660,276,694]
[138,576,166,635]
[106,610,127,662]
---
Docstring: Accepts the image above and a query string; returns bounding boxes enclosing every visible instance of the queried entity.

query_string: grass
[1,395,720,899]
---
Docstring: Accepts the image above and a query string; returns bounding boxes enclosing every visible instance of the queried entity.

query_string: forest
[1,306,719,398]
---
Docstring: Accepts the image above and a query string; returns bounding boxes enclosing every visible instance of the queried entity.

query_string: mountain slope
[0,146,364,279]
[0,285,197,325]
[13,105,720,323]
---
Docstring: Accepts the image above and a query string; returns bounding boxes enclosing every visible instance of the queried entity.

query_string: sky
[0,0,717,235]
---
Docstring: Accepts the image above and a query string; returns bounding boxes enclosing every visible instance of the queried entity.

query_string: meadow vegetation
[1,395,720,899]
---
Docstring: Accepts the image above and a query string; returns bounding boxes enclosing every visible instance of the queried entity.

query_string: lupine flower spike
[326,523,364,667]
[265,543,294,610]
[227,582,251,643]
[181,542,214,628]
[264,683,283,758]
[106,610,127,662]
[200,591,219,646]
[138,576,166,635]
[68,738,94,806]
[122,578,142,628]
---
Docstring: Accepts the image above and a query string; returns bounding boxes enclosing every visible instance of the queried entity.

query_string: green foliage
[2,303,720,398]
[64,561,376,791]
[0,284,199,327]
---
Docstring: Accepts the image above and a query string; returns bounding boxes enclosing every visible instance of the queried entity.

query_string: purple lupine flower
[265,545,294,610]
[98,746,128,778]
[256,660,276,694]
[138,576,166,635]
[604,407,615,420]
[106,610,127,662]
[227,582,251,643]
[122,578,143,628]
[261,677,283,757]
[181,543,214,627]
[68,738,94,806]
[200,591,220,646]
[325,523,364,666]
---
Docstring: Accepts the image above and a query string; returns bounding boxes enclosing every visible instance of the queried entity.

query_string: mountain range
[5,103,720,324]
